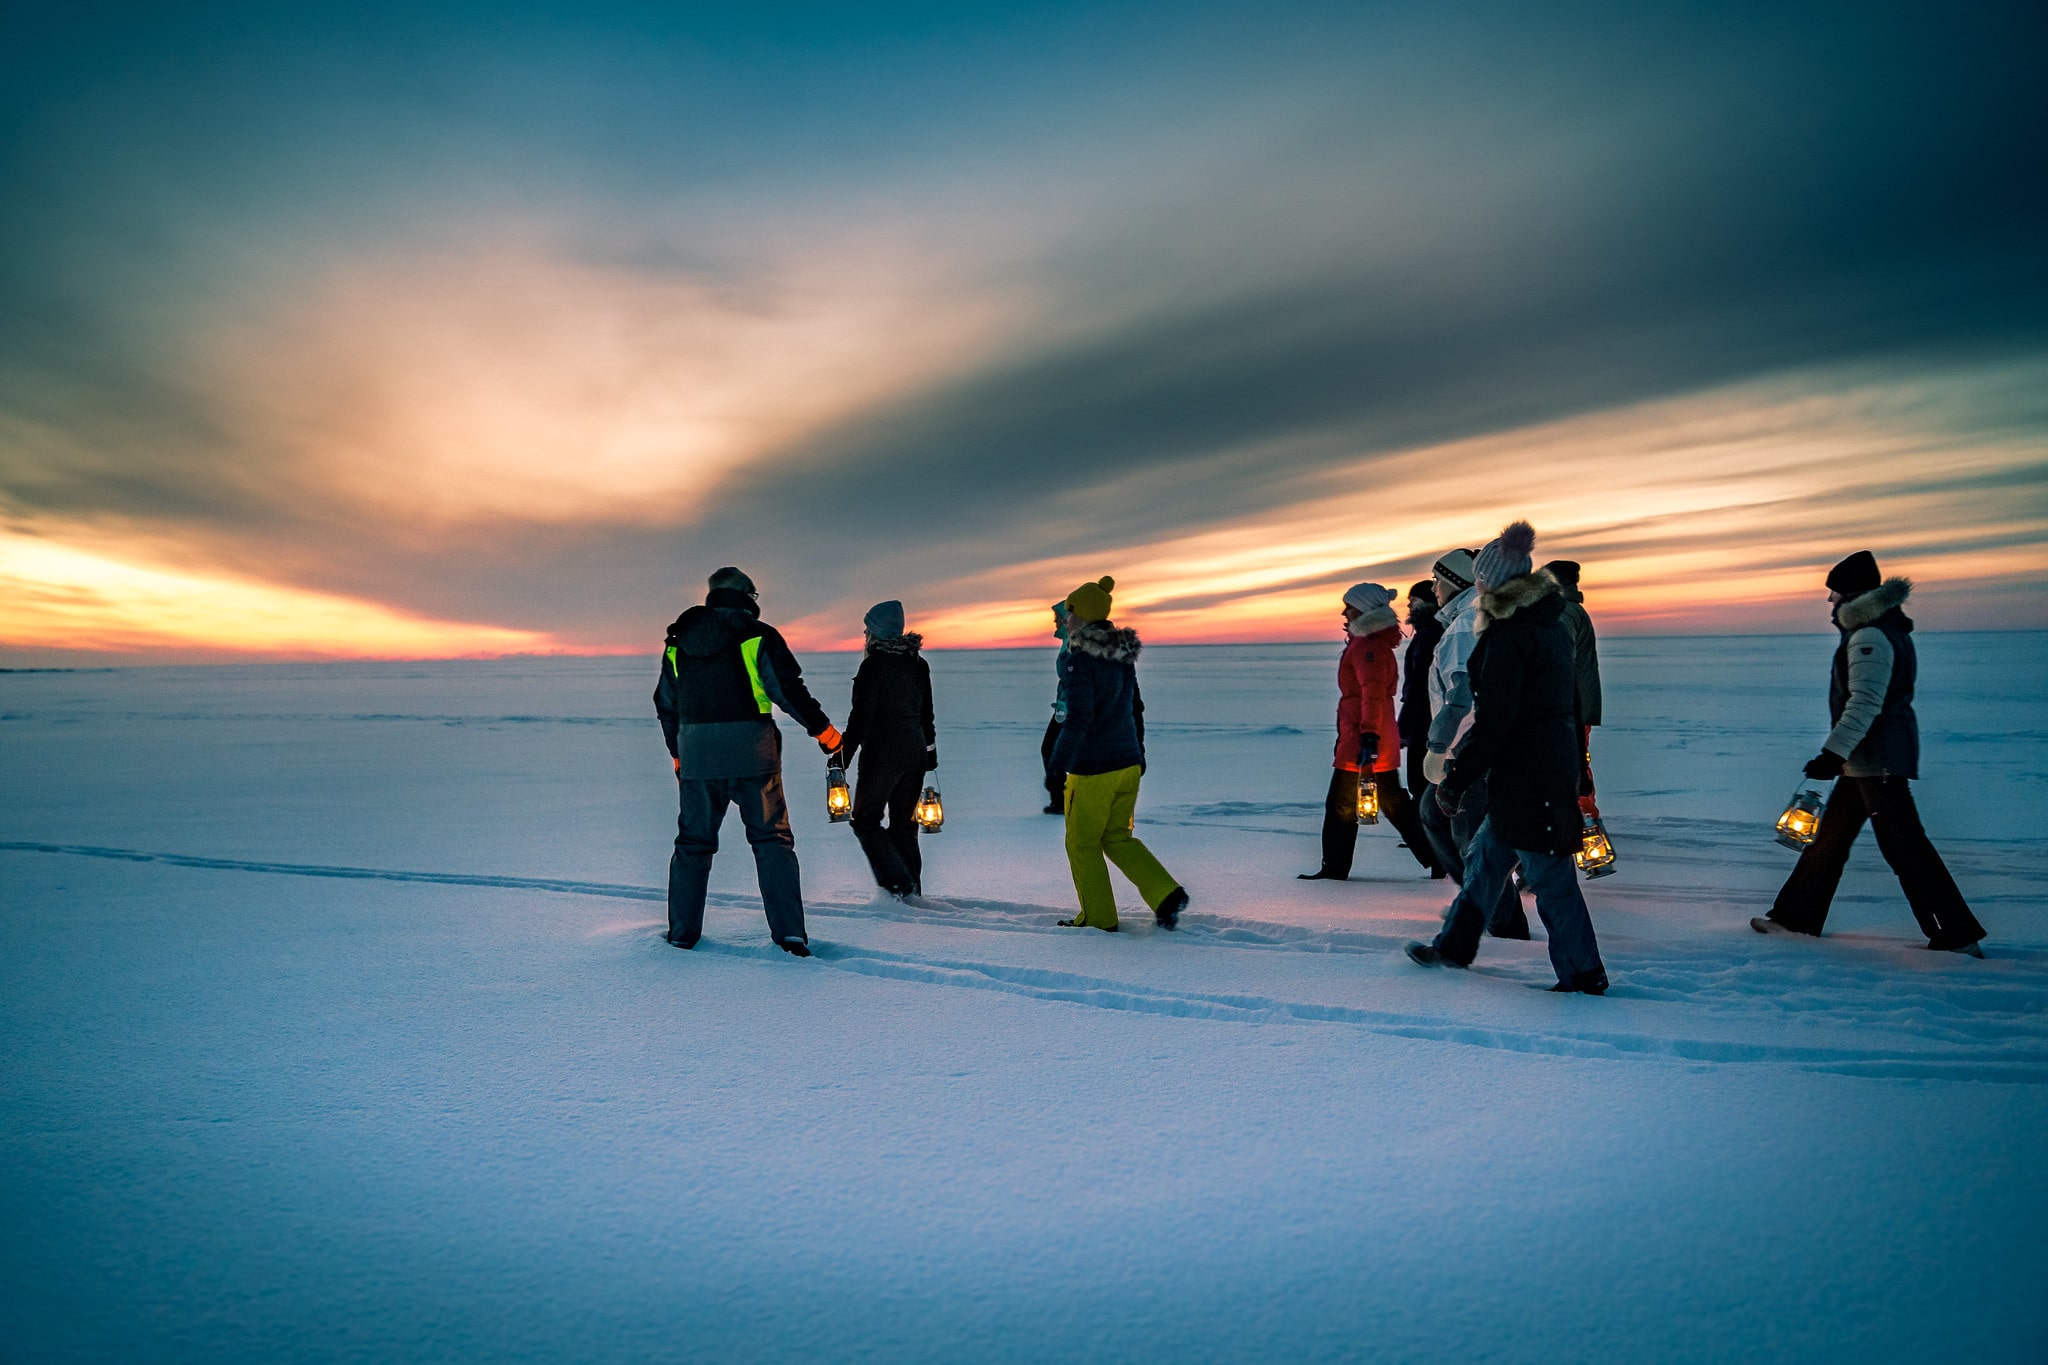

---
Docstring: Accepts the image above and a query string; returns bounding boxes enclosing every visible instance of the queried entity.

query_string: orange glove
[672,756,681,775]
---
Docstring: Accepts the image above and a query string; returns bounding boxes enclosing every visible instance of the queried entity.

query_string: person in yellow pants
[1064,764,1182,929]
[1046,575,1190,932]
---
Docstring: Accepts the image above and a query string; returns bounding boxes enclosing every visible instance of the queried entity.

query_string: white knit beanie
[1342,582,1394,614]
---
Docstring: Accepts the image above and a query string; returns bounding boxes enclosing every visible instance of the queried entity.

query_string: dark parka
[842,634,937,773]
[1397,603,1444,752]
[1047,620,1146,777]
[1826,577,1919,778]
[1440,571,1581,856]
[654,588,833,778]
[1558,589,1603,728]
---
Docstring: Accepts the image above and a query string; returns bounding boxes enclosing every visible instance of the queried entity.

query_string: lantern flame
[1355,775,1380,825]
[915,786,945,833]
[1774,787,1825,850]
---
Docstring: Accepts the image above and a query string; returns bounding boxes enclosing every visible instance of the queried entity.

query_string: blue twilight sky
[1,1,2044,659]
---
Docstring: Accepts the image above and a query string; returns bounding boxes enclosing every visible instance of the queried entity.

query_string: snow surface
[3,637,2046,1363]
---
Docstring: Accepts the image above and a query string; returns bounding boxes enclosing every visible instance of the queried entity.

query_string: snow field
[3,637,2045,1361]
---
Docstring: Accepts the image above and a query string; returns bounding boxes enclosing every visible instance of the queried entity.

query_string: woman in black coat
[1406,523,1608,994]
[841,600,936,897]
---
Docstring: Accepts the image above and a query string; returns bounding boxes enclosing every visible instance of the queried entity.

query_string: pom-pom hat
[1473,522,1536,589]
[1343,582,1394,613]
[1066,576,1116,623]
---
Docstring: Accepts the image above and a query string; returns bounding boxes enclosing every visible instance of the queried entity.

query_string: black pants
[1041,717,1065,805]
[853,758,924,895]
[669,771,805,947]
[1418,777,1529,938]
[1318,769,1436,879]
[1404,740,1428,803]
[1769,776,1985,946]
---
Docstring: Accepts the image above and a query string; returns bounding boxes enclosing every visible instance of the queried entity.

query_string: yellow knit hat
[1065,575,1115,623]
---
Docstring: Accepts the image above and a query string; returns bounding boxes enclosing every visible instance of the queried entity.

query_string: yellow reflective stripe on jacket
[739,636,773,714]
[665,645,678,677]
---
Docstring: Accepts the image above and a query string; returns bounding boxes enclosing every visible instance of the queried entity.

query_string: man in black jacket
[654,567,842,956]
[1754,552,1985,954]
[842,599,937,897]
[1397,579,1443,804]
[1406,524,1609,994]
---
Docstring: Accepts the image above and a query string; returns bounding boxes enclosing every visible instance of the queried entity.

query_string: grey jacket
[1558,590,1603,728]
[1425,584,1480,773]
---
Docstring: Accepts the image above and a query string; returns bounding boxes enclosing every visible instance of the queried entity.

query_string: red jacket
[1335,624,1401,773]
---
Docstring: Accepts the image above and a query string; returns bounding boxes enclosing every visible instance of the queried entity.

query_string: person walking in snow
[1752,553,1987,955]
[842,600,938,899]
[654,567,843,957]
[1047,576,1190,932]
[1543,559,1603,812]
[1397,579,1444,814]
[1418,547,1529,938]
[1039,600,1073,814]
[1407,523,1610,994]
[1300,583,1437,881]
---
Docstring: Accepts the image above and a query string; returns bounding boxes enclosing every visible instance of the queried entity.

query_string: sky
[2,0,2044,662]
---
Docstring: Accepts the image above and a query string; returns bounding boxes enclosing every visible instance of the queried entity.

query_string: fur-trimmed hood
[1068,618,1141,663]
[1346,604,1399,638]
[865,631,923,656]
[1475,570,1561,630]
[1835,576,1912,632]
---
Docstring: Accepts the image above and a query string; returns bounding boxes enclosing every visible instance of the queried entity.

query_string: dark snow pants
[1768,776,1985,947]
[1318,769,1435,878]
[1419,777,1529,938]
[853,758,923,895]
[1433,817,1606,987]
[668,772,805,948]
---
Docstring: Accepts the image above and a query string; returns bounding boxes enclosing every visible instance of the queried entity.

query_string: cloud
[0,1,2044,658]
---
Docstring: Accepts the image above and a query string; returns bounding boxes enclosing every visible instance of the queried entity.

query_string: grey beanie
[1342,582,1394,613]
[863,599,905,639]
[708,566,756,595]
[1473,522,1536,589]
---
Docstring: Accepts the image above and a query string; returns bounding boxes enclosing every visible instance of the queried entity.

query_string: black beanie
[708,566,757,595]
[1825,551,1881,597]
[1542,560,1582,590]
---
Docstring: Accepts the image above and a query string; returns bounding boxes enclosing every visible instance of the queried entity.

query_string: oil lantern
[1355,773,1380,825]
[825,758,853,823]
[915,785,945,834]
[1575,812,1617,878]
[1774,785,1824,850]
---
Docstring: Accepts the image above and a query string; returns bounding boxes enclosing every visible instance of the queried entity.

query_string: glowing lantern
[1355,774,1380,825]
[915,786,945,833]
[1575,813,1617,878]
[1774,785,1825,850]
[825,758,853,823]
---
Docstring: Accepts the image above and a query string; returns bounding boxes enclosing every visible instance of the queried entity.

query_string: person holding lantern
[1406,522,1609,993]
[654,566,843,957]
[841,600,938,899]
[1752,552,1986,955]
[1300,583,1437,881]
[1047,575,1190,932]
[1397,579,1445,821]
[1543,559,1603,812]
[1418,546,1530,938]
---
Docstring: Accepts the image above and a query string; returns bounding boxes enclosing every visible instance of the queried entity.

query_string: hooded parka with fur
[1440,571,1581,856]
[1335,607,1402,773]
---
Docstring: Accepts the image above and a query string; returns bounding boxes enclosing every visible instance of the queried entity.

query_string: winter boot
[1927,939,1986,958]
[1548,970,1609,995]
[1297,869,1347,881]
[667,936,697,950]
[777,938,813,958]
[1750,916,1812,937]
[1057,917,1117,932]
[1405,941,1465,969]
[1154,886,1189,930]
